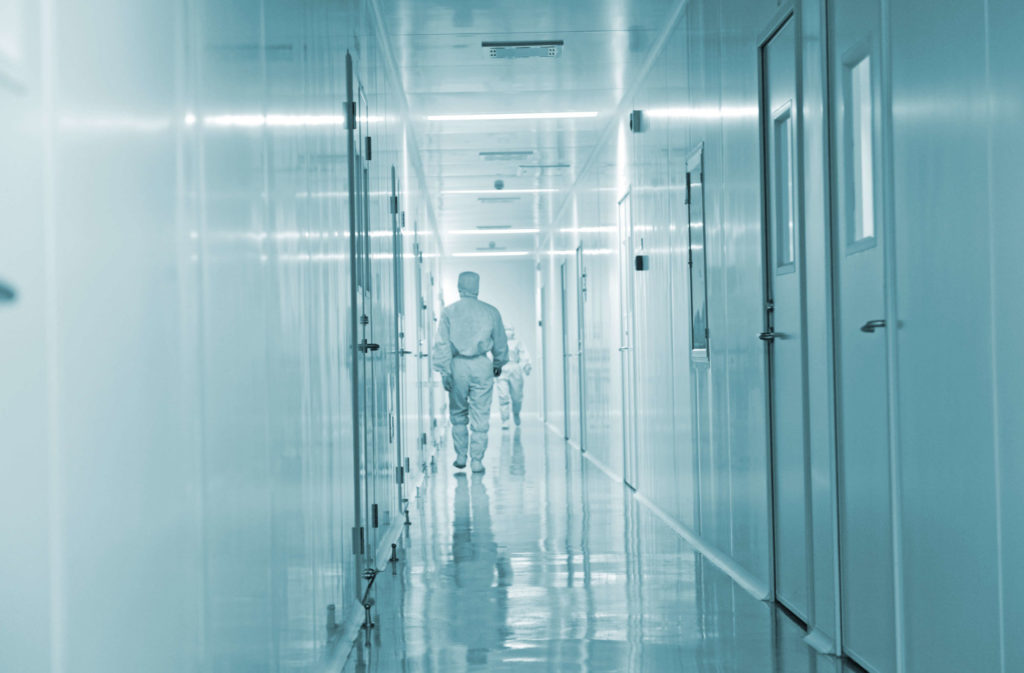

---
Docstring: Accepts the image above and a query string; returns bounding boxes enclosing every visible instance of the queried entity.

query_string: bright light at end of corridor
[449,251,532,258]
[427,111,598,121]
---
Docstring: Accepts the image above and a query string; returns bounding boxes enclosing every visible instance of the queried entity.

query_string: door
[575,245,588,451]
[618,191,639,489]
[390,167,407,515]
[830,0,895,669]
[760,15,811,623]
[345,54,372,567]
[559,262,571,440]
[414,234,428,471]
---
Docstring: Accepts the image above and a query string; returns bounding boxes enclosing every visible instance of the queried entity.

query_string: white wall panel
[0,0,440,670]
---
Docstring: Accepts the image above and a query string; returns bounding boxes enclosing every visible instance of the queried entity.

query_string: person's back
[432,272,508,473]
[439,296,504,360]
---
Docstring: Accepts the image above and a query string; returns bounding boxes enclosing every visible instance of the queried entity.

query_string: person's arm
[432,311,454,389]
[491,310,509,371]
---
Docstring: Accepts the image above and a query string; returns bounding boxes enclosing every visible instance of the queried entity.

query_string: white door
[761,16,811,622]
[559,262,571,440]
[575,245,588,451]
[618,192,639,489]
[830,0,895,669]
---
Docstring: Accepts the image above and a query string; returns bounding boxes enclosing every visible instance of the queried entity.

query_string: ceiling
[377,0,678,256]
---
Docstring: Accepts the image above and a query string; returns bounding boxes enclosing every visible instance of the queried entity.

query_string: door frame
[824,0,906,666]
[575,244,588,451]
[618,189,639,490]
[756,3,814,622]
[559,261,570,440]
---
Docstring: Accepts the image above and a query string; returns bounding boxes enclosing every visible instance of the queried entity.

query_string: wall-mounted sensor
[635,254,650,271]
[626,108,643,132]
[494,179,505,190]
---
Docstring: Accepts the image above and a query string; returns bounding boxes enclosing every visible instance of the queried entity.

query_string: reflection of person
[432,272,509,473]
[495,326,531,429]
[450,474,512,665]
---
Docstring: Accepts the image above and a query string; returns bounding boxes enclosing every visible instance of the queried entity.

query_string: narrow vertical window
[687,147,709,355]
[847,56,875,244]
[773,105,796,268]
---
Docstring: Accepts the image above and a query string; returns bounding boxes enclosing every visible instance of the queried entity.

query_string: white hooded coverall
[432,272,509,461]
[496,327,531,426]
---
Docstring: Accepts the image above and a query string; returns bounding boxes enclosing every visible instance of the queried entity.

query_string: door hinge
[372,503,379,528]
[421,432,428,446]
[352,526,365,554]
[389,195,399,214]
[365,136,372,160]
[396,466,404,484]
[685,174,691,204]
[405,457,411,473]
[360,314,369,325]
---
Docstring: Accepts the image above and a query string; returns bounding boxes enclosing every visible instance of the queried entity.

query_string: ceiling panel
[376,0,681,254]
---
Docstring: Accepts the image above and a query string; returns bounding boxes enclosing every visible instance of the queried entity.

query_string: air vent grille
[483,40,563,59]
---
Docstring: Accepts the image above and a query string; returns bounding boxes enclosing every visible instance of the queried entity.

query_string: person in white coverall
[495,326,531,428]
[433,271,509,473]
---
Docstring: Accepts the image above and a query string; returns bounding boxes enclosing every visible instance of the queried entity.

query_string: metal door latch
[860,319,886,333]
[358,339,381,353]
[758,331,777,342]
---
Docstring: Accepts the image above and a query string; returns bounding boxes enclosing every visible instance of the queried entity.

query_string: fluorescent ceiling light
[450,251,531,258]
[643,106,758,120]
[197,113,385,128]
[446,228,539,235]
[442,188,559,195]
[559,226,617,233]
[427,111,598,122]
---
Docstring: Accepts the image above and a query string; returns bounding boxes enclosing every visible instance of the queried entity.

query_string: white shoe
[453,455,467,469]
[470,459,485,474]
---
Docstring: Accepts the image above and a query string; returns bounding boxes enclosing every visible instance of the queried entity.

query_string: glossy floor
[343,419,854,673]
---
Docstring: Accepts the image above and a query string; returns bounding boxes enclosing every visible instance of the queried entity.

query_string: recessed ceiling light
[445,188,558,195]
[446,228,539,235]
[427,111,598,122]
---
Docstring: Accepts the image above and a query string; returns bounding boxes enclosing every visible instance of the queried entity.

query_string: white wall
[0,1,441,671]
[540,0,1024,671]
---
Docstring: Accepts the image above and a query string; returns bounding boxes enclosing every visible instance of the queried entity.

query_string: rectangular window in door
[772,103,796,270]
[687,146,709,356]
[844,52,876,250]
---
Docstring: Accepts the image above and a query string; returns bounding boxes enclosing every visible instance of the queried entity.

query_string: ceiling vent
[483,40,563,59]
[477,241,508,251]
[477,196,521,203]
[518,163,570,177]
[479,151,534,161]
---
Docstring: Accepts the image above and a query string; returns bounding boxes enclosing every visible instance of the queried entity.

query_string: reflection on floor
[343,419,852,673]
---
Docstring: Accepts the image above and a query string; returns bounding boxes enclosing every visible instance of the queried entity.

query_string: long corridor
[342,419,848,673]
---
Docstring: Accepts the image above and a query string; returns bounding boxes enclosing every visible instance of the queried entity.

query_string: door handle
[860,319,886,333]
[399,349,414,356]
[618,346,632,352]
[0,279,16,304]
[358,340,381,353]
[758,331,777,342]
